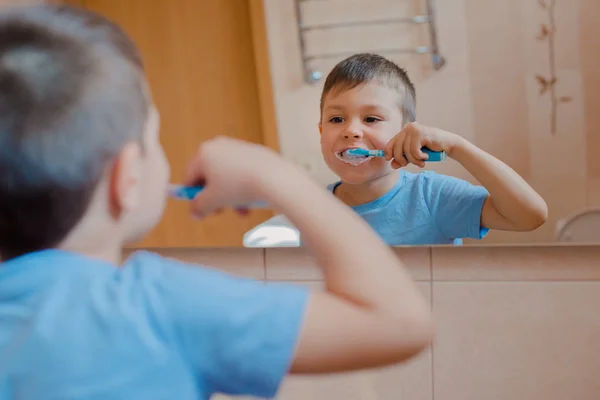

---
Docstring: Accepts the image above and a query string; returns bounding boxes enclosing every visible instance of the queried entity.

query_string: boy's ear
[108,142,143,218]
[318,122,322,135]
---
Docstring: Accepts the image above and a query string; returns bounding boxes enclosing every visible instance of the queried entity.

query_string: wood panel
[64,0,276,247]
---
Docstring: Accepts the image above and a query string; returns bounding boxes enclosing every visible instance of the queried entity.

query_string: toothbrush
[167,184,270,208]
[346,147,446,162]
[347,149,386,157]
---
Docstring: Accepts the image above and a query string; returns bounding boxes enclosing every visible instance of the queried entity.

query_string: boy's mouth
[335,148,372,166]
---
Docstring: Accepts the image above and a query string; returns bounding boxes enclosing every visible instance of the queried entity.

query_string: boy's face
[123,104,170,243]
[319,81,404,184]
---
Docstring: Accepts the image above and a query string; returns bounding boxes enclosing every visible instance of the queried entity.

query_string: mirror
[248,0,600,247]
[74,0,599,248]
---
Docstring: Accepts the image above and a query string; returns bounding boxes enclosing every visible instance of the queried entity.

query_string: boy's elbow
[408,315,437,355]
[506,199,548,232]
[389,313,436,361]
[524,201,549,231]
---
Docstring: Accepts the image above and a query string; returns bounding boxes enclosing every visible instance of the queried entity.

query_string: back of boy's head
[320,53,416,124]
[0,5,149,260]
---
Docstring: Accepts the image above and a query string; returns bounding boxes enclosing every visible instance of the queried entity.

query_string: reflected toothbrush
[346,147,446,162]
[167,184,270,208]
[347,149,386,157]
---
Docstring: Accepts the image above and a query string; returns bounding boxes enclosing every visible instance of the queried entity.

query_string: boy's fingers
[410,136,426,168]
[392,146,406,167]
[184,143,215,186]
[235,207,250,216]
[384,139,395,161]
[389,137,408,167]
[398,145,409,167]
[184,153,205,186]
[403,135,419,165]
[190,188,221,219]
[412,137,425,160]
[400,155,409,168]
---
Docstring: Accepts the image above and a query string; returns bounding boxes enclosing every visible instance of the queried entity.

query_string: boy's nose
[342,125,363,139]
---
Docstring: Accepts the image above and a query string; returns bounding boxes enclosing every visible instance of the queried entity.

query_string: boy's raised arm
[187,137,435,374]
[387,122,548,232]
[449,137,548,232]
[262,170,434,373]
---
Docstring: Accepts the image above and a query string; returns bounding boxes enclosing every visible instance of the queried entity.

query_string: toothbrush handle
[404,147,446,162]
[169,185,269,209]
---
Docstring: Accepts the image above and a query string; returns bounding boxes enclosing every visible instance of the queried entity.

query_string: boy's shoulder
[326,170,453,190]
[403,170,485,192]
[403,169,454,184]
[122,250,236,283]
[0,249,228,289]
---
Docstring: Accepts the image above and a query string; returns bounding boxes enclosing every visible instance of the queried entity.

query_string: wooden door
[61,0,278,248]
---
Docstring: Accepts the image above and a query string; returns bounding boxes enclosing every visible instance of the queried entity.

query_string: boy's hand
[384,122,463,169]
[183,136,295,218]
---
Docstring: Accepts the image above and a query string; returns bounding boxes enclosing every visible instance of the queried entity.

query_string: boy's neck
[60,239,123,266]
[335,170,401,207]
[59,212,124,266]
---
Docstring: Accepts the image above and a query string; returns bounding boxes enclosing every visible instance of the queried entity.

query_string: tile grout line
[430,247,435,400]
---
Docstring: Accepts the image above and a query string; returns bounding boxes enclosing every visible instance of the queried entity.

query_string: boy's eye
[329,117,344,123]
[364,116,382,123]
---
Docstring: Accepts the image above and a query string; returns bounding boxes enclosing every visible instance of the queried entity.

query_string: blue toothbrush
[347,147,446,162]
[167,184,270,208]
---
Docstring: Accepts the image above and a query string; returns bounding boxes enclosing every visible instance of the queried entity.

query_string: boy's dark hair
[320,53,416,124]
[0,5,149,260]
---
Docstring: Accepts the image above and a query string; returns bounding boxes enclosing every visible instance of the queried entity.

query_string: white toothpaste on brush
[335,148,382,166]
[339,148,446,165]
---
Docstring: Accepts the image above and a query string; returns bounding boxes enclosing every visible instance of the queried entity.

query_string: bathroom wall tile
[123,248,265,279]
[586,178,600,207]
[275,282,433,400]
[465,0,530,179]
[300,0,415,27]
[304,23,415,59]
[581,0,600,179]
[432,245,600,281]
[433,282,600,400]
[265,247,430,281]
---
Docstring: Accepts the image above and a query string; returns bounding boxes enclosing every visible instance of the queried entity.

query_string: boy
[0,5,434,399]
[248,53,548,246]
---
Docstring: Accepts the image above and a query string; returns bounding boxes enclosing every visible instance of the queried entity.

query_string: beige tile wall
[433,282,600,400]
[136,245,600,400]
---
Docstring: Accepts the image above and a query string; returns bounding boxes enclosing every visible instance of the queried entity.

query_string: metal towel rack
[294,0,446,84]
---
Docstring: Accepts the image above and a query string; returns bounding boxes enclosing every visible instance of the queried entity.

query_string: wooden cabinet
[62,0,278,248]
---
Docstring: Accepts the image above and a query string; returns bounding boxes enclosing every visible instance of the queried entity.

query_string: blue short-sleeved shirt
[328,171,490,245]
[0,250,309,399]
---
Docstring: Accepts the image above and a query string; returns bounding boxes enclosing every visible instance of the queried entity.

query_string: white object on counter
[243,214,301,247]
[556,207,600,243]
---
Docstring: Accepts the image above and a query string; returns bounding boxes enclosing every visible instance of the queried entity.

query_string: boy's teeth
[341,150,367,159]
[336,149,371,166]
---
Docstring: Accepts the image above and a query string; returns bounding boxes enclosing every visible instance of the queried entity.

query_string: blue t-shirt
[0,250,308,399]
[328,171,490,245]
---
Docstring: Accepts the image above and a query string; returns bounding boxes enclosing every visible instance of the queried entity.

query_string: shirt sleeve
[136,253,309,398]
[421,171,490,240]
